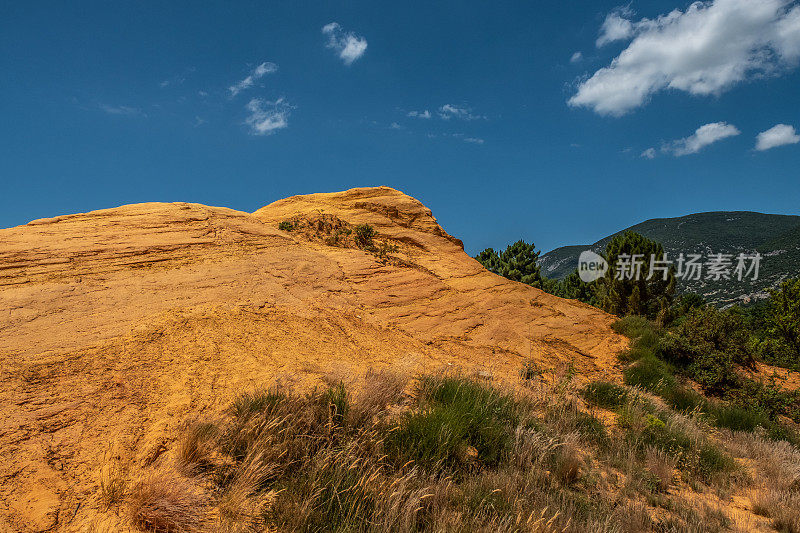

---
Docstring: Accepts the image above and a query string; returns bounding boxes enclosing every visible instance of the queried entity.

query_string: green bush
[766,278,800,361]
[582,381,628,409]
[661,385,705,414]
[667,307,755,371]
[696,444,736,482]
[278,220,295,231]
[688,351,737,394]
[571,409,611,447]
[730,378,800,422]
[639,415,691,457]
[386,376,518,473]
[623,355,676,393]
[354,224,376,248]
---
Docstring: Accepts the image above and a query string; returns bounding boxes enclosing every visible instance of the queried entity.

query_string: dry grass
[98,462,127,511]
[644,447,677,493]
[109,366,800,532]
[127,470,207,532]
[723,430,800,529]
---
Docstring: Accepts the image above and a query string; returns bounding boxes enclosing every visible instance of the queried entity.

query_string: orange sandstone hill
[0,186,625,531]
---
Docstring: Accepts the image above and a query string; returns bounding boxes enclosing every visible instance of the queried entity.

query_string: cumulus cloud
[407,109,432,119]
[322,22,368,65]
[244,97,293,135]
[570,0,800,116]
[755,123,800,150]
[665,122,741,156]
[229,62,278,96]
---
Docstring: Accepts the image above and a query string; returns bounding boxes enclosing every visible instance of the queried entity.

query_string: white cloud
[570,0,800,116]
[596,7,635,47]
[756,123,800,150]
[244,97,293,135]
[322,22,368,65]
[438,104,484,120]
[99,104,142,116]
[159,76,185,88]
[390,122,403,129]
[229,62,278,96]
[570,51,583,63]
[665,122,741,156]
[464,137,485,144]
[407,109,432,119]
[641,147,657,159]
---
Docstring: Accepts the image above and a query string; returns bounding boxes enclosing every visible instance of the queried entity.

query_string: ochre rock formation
[0,186,625,531]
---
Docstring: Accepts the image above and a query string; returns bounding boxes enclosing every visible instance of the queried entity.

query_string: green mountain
[539,211,800,306]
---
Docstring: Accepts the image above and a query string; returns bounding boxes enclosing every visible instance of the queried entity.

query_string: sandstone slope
[0,186,625,531]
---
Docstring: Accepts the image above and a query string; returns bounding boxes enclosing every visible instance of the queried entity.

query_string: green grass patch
[623,355,676,393]
[582,381,628,409]
[707,403,769,432]
[612,316,657,339]
[661,385,705,413]
[386,376,518,473]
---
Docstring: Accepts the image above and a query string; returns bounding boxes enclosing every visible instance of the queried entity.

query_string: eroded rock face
[0,186,625,530]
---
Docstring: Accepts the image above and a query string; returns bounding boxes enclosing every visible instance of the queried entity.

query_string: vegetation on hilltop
[477,231,676,321]
[537,211,800,306]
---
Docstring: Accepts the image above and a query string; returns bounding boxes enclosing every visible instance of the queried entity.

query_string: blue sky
[2,0,799,254]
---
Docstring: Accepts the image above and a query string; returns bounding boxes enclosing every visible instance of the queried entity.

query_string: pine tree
[596,232,675,319]
[768,278,800,359]
[475,240,545,288]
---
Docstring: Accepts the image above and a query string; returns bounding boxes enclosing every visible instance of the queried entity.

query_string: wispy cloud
[570,51,583,63]
[390,122,403,129]
[663,122,741,156]
[438,104,484,120]
[99,104,143,116]
[464,137,485,144]
[570,0,800,116]
[244,97,293,135]
[755,123,800,150]
[159,67,195,88]
[407,109,431,119]
[322,22,368,65]
[229,62,278,96]
[641,147,657,159]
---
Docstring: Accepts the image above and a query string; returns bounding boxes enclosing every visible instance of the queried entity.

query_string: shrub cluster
[612,315,800,444]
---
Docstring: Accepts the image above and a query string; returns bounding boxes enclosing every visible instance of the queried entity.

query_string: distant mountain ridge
[539,211,800,306]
